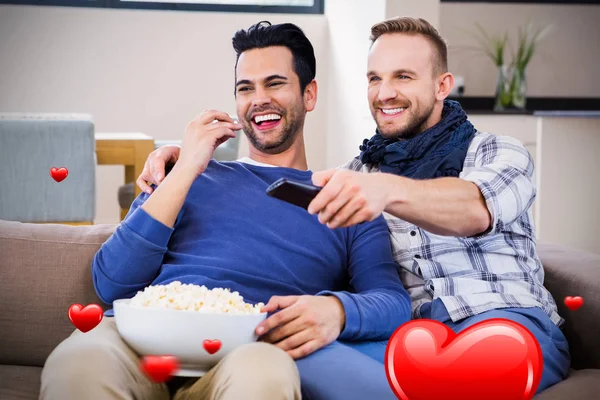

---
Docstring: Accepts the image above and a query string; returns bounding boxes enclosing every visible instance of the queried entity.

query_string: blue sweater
[92,160,411,340]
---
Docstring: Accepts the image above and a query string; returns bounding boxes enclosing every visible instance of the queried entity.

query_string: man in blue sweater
[40,22,410,400]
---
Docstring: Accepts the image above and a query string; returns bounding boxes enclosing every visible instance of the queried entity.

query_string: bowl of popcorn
[113,281,267,377]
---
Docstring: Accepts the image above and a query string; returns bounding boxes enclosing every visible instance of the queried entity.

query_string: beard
[373,99,436,141]
[241,102,304,155]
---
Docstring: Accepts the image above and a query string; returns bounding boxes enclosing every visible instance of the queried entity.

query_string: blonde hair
[370,17,448,74]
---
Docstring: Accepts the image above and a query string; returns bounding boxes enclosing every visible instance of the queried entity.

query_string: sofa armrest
[537,243,600,370]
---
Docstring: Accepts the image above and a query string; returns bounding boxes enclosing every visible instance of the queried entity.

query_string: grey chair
[0,113,96,224]
[117,132,241,211]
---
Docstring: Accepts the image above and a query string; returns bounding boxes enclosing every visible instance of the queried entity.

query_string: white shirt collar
[236,157,277,168]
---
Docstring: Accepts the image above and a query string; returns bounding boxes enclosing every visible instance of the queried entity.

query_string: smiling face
[235,46,315,154]
[367,33,451,140]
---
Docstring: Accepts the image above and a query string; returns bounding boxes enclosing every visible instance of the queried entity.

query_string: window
[0,0,324,14]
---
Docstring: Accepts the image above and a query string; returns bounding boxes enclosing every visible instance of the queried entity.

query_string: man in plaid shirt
[308,17,570,393]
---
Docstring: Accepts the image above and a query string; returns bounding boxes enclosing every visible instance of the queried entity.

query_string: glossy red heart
[203,339,222,354]
[50,167,68,182]
[68,304,103,333]
[140,355,179,383]
[385,318,543,400]
[564,296,584,311]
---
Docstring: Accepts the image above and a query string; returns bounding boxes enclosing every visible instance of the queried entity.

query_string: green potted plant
[464,22,551,111]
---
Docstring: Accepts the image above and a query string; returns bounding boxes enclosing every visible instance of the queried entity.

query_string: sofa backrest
[0,219,116,367]
[1,219,598,371]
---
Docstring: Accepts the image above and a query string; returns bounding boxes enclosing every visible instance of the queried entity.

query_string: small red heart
[50,167,68,182]
[68,304,103,333]
[203,339,222,354]
[140,355,179,383]
[564,296,584,311]
[385,318,543,400]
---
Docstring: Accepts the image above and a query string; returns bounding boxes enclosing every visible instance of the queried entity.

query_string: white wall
[537,117,600,255]
[3,1,597,231]
[323,0,384,169]
[440,3,600,97]
[0,5,329,223]
[386,0,439,29]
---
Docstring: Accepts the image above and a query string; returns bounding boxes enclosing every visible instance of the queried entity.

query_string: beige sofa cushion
[0,220,116,367]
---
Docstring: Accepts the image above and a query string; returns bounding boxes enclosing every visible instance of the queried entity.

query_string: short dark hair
[370,17,448,75]
[232,21,316,94]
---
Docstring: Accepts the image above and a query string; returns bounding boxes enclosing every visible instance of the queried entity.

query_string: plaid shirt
[343,131,563,326]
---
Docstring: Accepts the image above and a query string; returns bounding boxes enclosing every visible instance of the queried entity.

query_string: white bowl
[113,298,267,376]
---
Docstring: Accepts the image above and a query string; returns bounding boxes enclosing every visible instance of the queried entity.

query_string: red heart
[203,339,222,355]
[68,304,103,333]
[385,318,543,400]
[50,167,68,182]
[140,355,179,383]
[564,296,584,311]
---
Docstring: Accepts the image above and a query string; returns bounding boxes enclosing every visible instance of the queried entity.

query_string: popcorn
[129,281,264,314]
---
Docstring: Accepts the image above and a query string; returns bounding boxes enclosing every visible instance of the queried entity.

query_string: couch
[1,219,599,399]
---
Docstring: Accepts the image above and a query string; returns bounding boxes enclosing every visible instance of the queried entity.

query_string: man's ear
[436,72,454,101]
[304,80,318,112]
